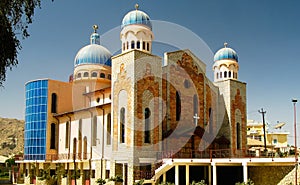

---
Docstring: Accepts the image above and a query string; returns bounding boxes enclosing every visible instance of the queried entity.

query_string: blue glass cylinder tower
[24,79,48,160]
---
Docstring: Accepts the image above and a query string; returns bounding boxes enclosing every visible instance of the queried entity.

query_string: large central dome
[74,25,112,67]
[74,44,112,67]
[121,5,152,30]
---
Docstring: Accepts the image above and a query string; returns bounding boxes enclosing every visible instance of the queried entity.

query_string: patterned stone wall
[249,166,294,185]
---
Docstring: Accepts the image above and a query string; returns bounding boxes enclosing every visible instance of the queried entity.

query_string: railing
[157,148,277,160]
[20,153,90,161]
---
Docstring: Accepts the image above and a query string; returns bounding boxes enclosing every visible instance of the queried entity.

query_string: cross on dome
[135,3,139,10]
[224,42,228,48]
[93,25,99,33]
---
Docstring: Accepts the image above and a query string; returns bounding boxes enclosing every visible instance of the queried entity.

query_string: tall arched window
[123,43,125,51]
[236,123,241,149]
[176,91,181,121]
[107,113,111,145]
[126,41,129,50]
[224,71,227,78]
[220,72,222,78]
[216,72,219,79]
[146,43,150,51]
[65,121,70,148]
[144,108,151,143]
[131,41,135,49]
[193,94,198,116]
[50,123,56,149]
[137,41,140,49]
[78,119,82,158]
[83,136,87,159]
[51,93,57,113]
[143,41,146,50]
[92,116,97,146]
[229,71,232,78]
[73,138,77,159]
[120,108,125,143]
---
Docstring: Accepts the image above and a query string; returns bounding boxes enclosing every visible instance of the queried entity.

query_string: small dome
[214,43,238,62]
[121,4,152,30]
[74,25,112,67]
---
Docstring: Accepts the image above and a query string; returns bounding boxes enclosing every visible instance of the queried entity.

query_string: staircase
[278,165,300,185]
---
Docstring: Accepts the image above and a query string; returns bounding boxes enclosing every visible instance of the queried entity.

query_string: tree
[0,0,52,86]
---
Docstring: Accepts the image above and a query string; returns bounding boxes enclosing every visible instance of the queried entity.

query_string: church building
[20,5,247,185]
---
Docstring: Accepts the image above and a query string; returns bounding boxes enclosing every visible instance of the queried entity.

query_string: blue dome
[122,10,152,30]
[214,46,238,62]
[74,44,112,67]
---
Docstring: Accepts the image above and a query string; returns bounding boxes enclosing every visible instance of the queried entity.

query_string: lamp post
[292,98,298,185]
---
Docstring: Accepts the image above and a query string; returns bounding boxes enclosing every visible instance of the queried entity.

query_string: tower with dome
[20,5,247,185]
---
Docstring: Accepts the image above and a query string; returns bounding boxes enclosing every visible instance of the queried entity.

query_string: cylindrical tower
[213,43,239,82]
[120,4,154,54]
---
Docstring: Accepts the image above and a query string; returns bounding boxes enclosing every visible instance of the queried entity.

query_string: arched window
[137,41,140,49]
[50,123,56,149]
[107,113,111,145]
[51,93,57,113]
[78,119,82,142]
[123,43,125,51]
[131,41,135,49]
[91,72,97,77]
[216,72,219,79]
[78,119,82,159]
[92,116,97,146]
[144,108,151,143]
[100,73,105,78]
[65,121,70,148]
[228,71,231,78]
[120,108,125,143]
[83,136,87,159]
[107,74,111,80]
[83,72,89,77]
[77,73,81,79]
[143,42,146,50]
[193,94,198,116]
[220,72,222,78]
[126,41,129,50]
[236,123,241,149]
[146,42,150,51]
[73,138,77,159]
[176,91,181,121]
[224,71,227,78]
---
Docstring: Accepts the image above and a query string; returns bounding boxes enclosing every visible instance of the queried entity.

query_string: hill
[0,117,24,156]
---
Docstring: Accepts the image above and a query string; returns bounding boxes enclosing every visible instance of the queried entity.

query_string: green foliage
[191,180,207,185]
[96,178,106,185]
[5,157,15,167]
[71,170,80,180]
[0,0,53,86]
[235,179,254,185]
[108,175,123,182]
[133,179,144,185]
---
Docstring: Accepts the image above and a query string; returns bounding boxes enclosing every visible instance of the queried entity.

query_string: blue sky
[0,0,300,143]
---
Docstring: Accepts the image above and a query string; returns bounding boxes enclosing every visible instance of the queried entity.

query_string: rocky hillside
[0,117,24,156]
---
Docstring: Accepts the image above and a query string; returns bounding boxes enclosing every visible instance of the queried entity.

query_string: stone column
[208,165,211,185]
[175,165,179,185]
[212,162,217,185]
[163,173,166,183]
[242,162,248,183]
[186,165,189,185]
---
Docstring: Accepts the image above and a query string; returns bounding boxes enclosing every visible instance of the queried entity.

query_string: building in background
[17,5,247,185]
[247,120,289,155]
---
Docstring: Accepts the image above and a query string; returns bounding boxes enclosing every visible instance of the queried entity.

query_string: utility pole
[292,99,298,185]
[258,108,267,154]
